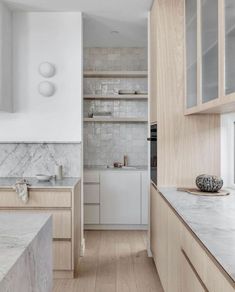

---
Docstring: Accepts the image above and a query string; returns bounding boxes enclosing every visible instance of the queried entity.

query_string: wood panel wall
[150,0,221,187]
[149,0,158,124]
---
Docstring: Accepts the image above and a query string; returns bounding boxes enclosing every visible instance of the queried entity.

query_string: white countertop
[0,213,52,283]
[158,186,235,284]
[0,177,80,189]
[84,165,148,171]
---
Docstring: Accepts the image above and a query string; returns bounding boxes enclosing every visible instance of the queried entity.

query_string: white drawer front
[84,171,99,183]
[84,184,100,204]
[84,205,99,224]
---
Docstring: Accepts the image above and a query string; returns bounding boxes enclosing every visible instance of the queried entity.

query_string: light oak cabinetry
[0,183,81,279]
[181,250,206,292]
[151,184,168,291]
[150,185,235,292]
[185,0,235,114]
[149,0,158,123]
[150,0,220,188]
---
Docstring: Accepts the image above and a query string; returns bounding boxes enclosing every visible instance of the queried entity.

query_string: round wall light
[38,81,55,97]
[39,62,56,78]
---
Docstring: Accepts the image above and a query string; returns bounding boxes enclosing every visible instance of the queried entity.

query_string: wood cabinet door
[181,250,207,292]
[150,187,168,291]
[150,185,158,258]
[167,209,182,292]
[100,171,141,224]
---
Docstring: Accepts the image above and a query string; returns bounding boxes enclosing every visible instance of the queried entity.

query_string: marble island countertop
[0,177,81,189]
[0,213,52,291]
[158,186,235,283]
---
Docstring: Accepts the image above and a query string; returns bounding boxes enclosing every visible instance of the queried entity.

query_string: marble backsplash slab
[0,143,81,177]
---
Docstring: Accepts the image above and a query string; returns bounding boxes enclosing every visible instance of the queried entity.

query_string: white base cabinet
[100,171,141,224]
[84,170,148,228]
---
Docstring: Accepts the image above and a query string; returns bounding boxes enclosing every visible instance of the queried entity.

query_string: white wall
[0,2,12,112]
[0,12,83,142]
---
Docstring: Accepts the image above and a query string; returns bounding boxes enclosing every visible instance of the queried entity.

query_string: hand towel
[14,179,30,204]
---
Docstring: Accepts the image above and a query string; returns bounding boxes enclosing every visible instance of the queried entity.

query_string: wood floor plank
[116,231,138,292]
[95,231,117,292]
[76,231,102,292]
[128,231,164,292]
[53,230,163,292]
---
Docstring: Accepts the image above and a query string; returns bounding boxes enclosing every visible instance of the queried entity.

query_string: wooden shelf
[84,117,148,123]
[84,71,148,78]
[84,94,148,100]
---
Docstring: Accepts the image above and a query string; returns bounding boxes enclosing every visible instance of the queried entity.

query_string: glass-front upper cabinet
[186,0,197,109]
[225,0,235,95]
[201,0,219,103]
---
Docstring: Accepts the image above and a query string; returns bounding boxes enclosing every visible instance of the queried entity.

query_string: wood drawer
[181,249,206,292]
[0,209,71,239]
[84,205,99,224]
[84,184,99,204]
[84,171,99,183]
[0,190,71,208]
[181,225,234,292]
[53,241,72,270]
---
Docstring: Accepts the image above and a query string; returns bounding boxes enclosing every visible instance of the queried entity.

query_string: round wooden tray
[177,188,230,197]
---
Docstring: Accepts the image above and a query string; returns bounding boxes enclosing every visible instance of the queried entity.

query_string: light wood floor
[53,230,163,292]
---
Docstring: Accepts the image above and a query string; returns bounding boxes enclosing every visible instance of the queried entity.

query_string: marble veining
[0,143,81,177]
[0,177,80,189]
[0,213,52,292]
[158,187,235,282]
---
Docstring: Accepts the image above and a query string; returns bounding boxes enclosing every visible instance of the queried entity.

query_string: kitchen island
[0,213,52,292]
[0,177,81,279]
[158,187,235,284]
[151,185,235,292]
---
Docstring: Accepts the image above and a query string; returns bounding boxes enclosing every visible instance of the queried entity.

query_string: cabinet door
[181,250,207,292]
[225,0,235,95]
[167,209,182,292]
[141,171,148,225]
[84,184,100,204]
[100,171,141,224]
[201,0,219,102]
[150,185,158,258]
[84,205,100,224]
[186,0,198,108]
[151,187,168,292]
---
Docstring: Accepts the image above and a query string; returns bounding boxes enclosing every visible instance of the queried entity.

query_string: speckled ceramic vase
[196,174,223,192]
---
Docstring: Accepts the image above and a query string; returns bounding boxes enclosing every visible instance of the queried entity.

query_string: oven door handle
[147,138,157,141]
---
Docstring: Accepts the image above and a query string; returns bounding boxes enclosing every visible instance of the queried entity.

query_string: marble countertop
[84,165,148,171]
[158,186,235,283]
[0,213,52,283]
[0,177,80,189]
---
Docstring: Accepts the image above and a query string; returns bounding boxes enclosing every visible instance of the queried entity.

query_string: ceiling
[3,0,153,47]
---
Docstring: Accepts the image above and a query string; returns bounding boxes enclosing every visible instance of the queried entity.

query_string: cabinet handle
[147,138,157,141]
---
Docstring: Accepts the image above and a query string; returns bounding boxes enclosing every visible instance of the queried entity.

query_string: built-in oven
[148,124,157,185]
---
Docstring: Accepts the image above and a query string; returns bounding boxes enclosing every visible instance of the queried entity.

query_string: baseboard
[84,224,148,230]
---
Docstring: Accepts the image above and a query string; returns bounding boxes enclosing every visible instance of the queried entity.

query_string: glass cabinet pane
[201,0,219,103]
[186,0,197,108]
[225,0,235,95]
